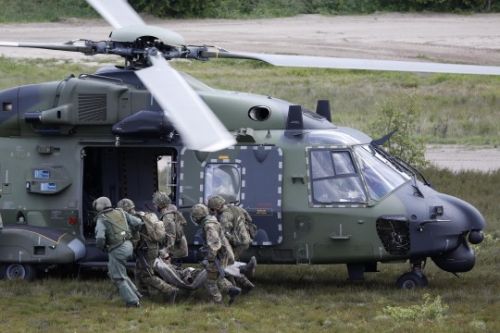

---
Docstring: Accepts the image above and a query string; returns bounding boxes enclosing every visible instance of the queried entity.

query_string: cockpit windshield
[353,145,411,201]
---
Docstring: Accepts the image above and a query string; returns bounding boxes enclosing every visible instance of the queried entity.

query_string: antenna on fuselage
[316,100,332,122]
[286,105,304,131]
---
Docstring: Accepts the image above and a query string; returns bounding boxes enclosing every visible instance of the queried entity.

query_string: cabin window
[204,163,242,203]
[309,149,366,204]
[157,155,175,196]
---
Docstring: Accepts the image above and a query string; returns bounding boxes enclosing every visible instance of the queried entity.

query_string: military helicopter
[0,0,496,288]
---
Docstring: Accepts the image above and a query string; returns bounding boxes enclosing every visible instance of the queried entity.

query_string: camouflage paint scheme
[0,66,485,282]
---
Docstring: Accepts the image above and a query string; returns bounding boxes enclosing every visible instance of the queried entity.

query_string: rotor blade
[0,41,93,54]
[201,50,500,76]
[86,0,144,29]
[136,52,235,152]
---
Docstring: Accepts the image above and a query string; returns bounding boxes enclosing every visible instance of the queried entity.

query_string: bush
[383,294,449,321]
[369,95,428,169]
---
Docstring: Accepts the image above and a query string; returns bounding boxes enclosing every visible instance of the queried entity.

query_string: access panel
[179,145,283,245]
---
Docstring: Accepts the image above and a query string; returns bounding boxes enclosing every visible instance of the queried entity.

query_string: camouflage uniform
[191,204,240,305]
[153,192,188,259]
[208,195,255,291]
[117,198,178,301]
[94,197,142,307]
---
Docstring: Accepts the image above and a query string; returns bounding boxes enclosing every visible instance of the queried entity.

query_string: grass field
[1,57,499,145]
[0,170,498,332]
[0,58,498,332]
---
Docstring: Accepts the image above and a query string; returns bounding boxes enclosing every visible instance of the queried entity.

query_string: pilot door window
[309,149,367,204]
[204,164,242,203]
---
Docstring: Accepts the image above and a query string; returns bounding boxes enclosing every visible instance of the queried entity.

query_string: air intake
[78,93,106,122]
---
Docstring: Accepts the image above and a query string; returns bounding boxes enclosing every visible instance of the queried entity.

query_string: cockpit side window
[309,149,367,204]
[203,163,242,203]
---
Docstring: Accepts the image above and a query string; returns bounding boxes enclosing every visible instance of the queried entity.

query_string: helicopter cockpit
[353,145,412,201]
[307,143,412,207]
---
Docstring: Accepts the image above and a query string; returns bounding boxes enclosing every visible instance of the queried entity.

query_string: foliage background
[0,0,498,22]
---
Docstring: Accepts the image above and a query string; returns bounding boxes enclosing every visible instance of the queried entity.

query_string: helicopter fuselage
[0,67,485,281]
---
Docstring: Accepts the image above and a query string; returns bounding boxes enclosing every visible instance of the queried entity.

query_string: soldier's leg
[232,245,255,292]
[217,276,241,305]
[204,263,223,304]
[240,256,257,279]
[108,242,141,306]
[135,263,150,296]
[143,274,179,303]
[108,250,140,306]
[235,275,255,293]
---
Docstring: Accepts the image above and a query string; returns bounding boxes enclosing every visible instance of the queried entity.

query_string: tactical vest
[160,209,186,242]
[101,209,131,250]
[161,208,188,258]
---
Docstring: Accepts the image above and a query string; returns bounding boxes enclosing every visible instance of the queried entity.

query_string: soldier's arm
[95,219,106,250]
[163,217,176,251]
[177,212,188,226]
[205,224,222,261]
[242,208,253,223]
[124,211,143,231]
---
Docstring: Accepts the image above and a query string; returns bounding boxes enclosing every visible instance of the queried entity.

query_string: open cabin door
[82,146,178,239]
[179,145,283,245]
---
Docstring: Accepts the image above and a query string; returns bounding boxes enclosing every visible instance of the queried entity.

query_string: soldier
[93,196,143,307]
[117,198,178,303]
[207,195,257,291]
[190,203,241,305]
[152,191,188,259]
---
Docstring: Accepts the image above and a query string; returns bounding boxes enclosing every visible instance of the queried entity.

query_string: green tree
[369,95,428,169]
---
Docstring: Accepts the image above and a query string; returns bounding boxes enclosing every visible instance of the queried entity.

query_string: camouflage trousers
[231,244,254,289]
[136,269,178,297]
[204,262,234,303]
[108,240,141,305]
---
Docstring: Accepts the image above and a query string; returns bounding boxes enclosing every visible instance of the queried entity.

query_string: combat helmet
[152,191,171,208]
[117,198,135,212]
[93,197,112,212]
[207,195,225,211]
[191,204,209,224]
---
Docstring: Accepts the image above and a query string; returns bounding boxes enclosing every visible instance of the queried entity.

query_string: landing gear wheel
[0,263,36,281]
[396,271,428,289]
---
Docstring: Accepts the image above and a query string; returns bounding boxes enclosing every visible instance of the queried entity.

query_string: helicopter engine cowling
[111,109,175,138]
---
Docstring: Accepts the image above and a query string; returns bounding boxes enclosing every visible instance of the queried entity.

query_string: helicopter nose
[437,193,486,233]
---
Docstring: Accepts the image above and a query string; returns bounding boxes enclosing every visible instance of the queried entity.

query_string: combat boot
[227,286,241,305]
[239,256,257,279]
[126,301,140,308]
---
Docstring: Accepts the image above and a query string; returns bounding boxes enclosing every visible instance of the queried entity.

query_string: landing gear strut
[396,259,428,289]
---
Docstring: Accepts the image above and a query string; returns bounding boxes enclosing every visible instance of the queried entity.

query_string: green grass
[172,60,500,145]
[1,57,499,145]
[0,0,97,23]
[0,169,499,332]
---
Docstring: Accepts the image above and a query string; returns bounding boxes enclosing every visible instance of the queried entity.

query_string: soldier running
[93,196,143,307]
[117,198,178,303]
[190,203,241,305]
[152,191,188,260]
[207,195,257,292]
